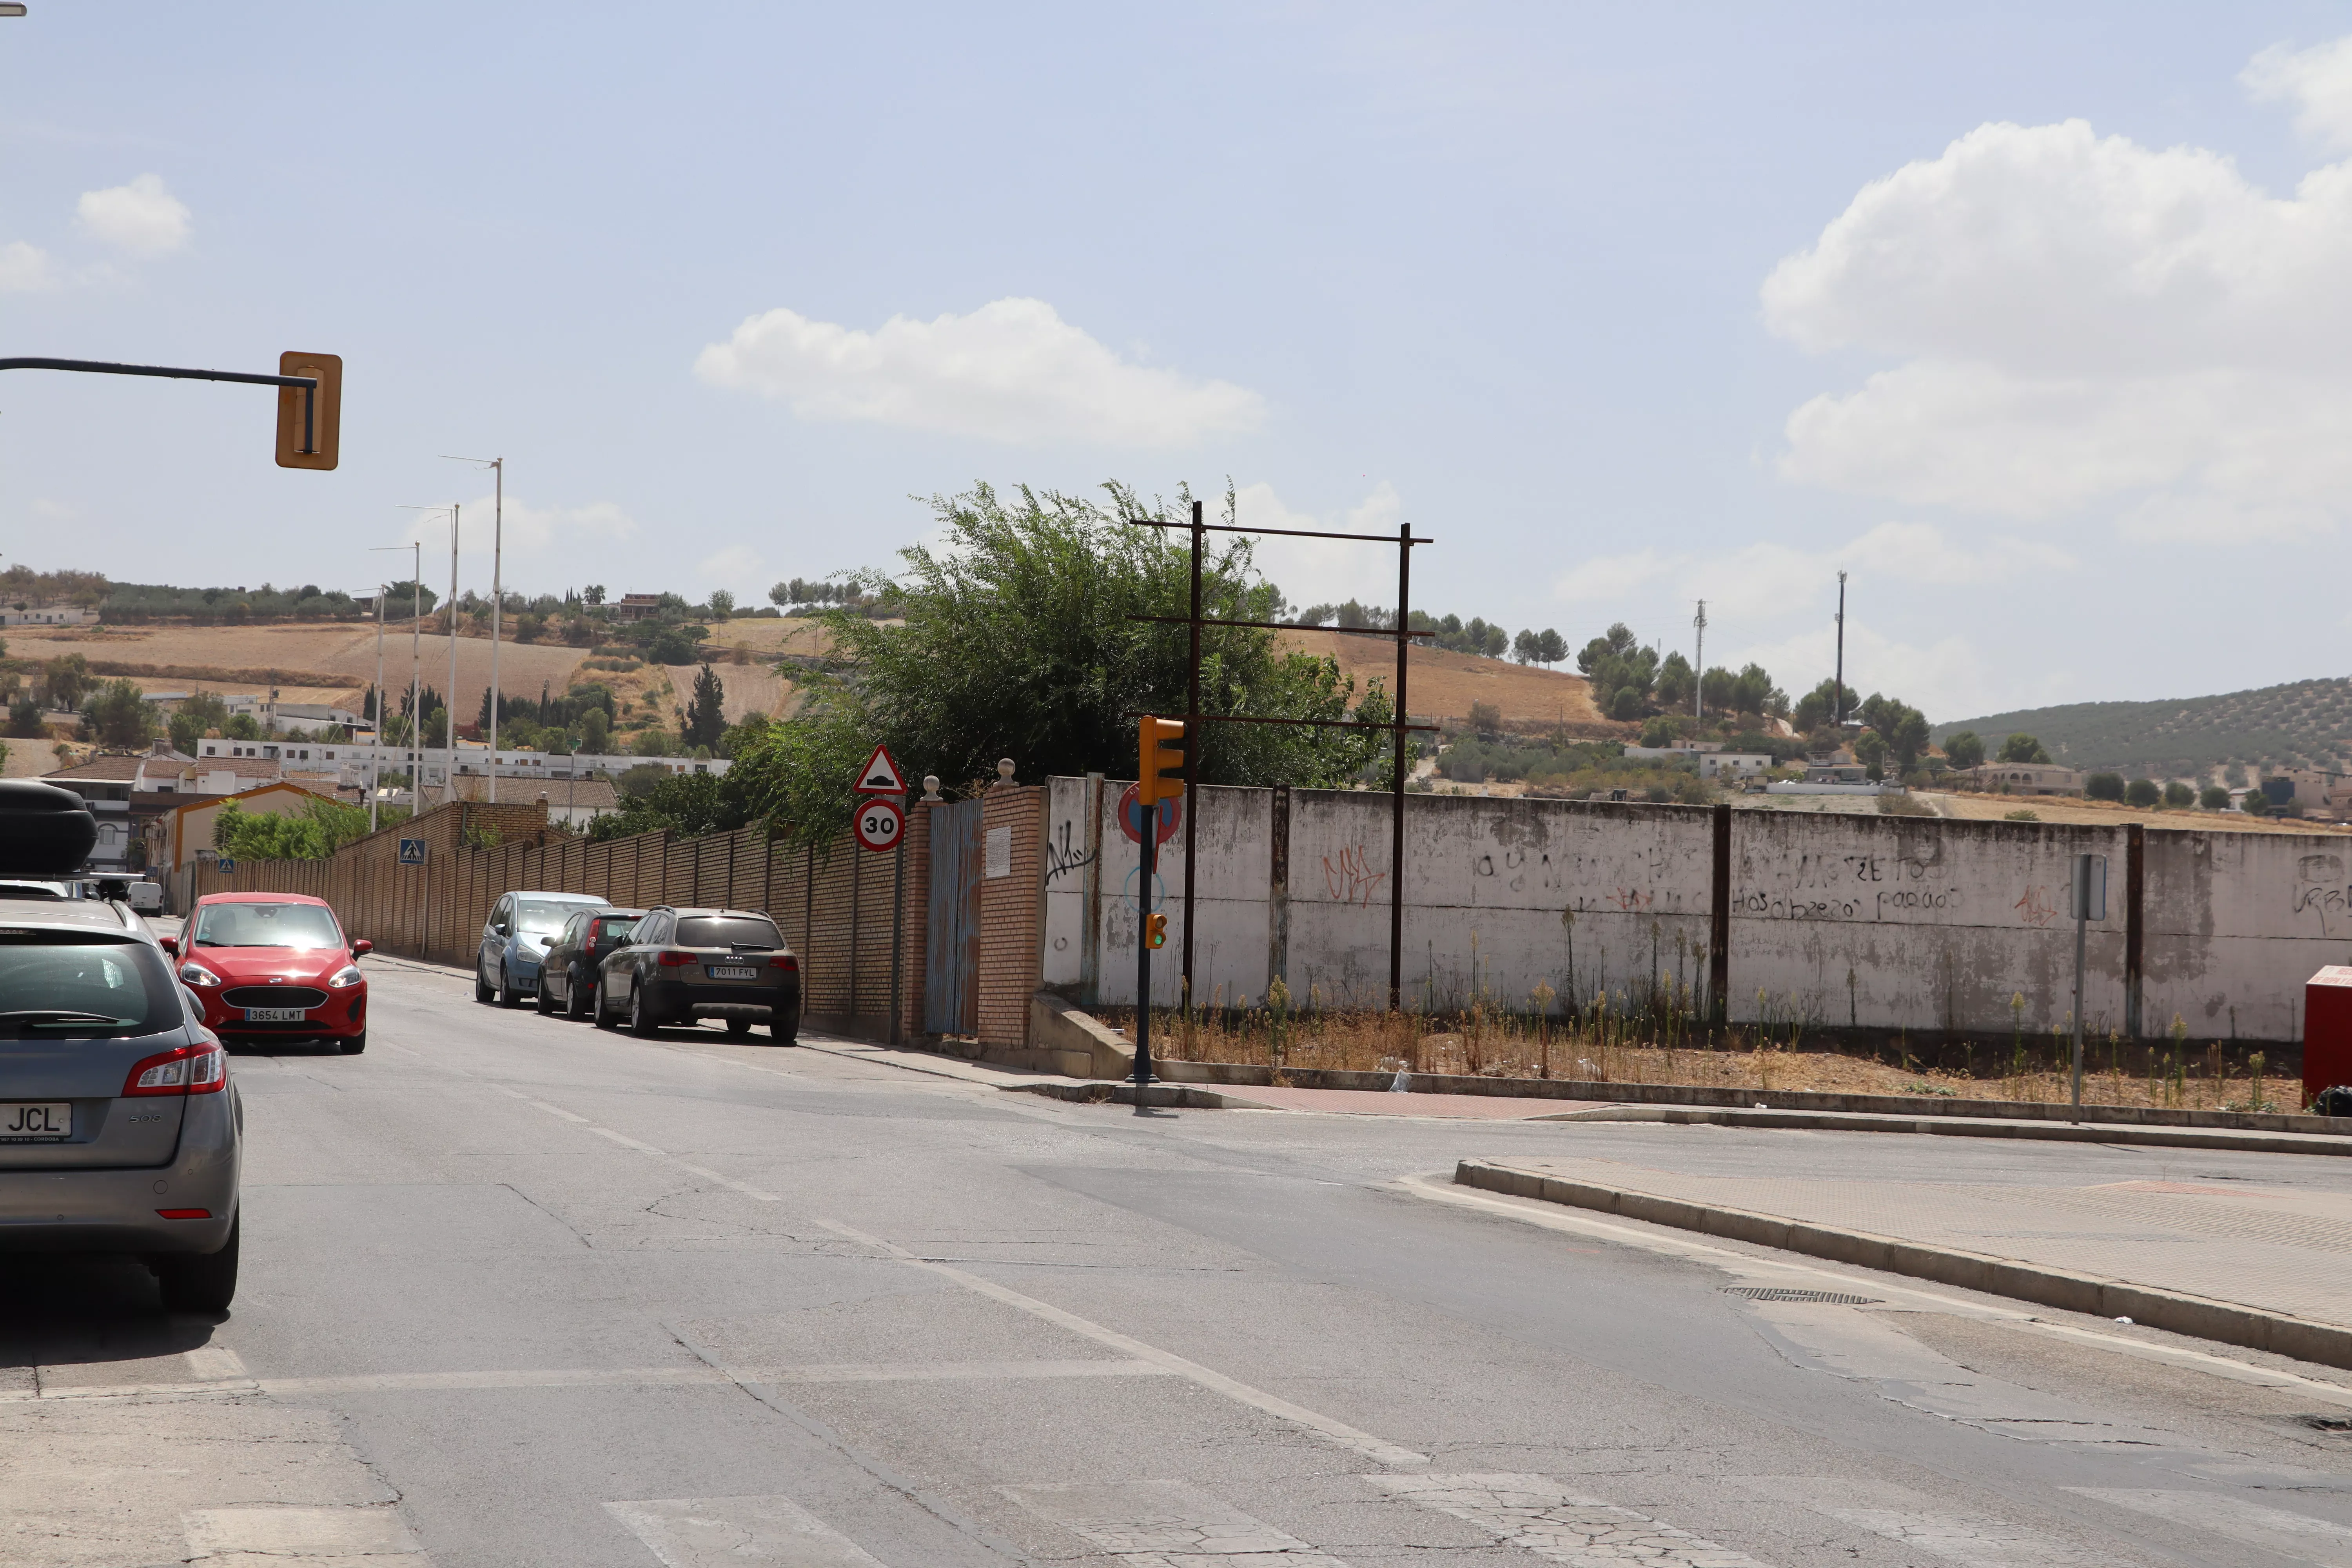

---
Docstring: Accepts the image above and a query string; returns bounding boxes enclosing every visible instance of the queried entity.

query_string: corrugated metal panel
[925,799,983,1035]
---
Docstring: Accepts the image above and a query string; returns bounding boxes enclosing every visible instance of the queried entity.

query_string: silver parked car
[474,890,608,1007]
[0,868,242,1311]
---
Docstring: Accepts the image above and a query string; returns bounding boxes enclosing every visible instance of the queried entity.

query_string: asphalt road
[11,957,2352,1567]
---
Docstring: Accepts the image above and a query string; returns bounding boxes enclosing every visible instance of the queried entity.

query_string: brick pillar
[895,801,931,1043]
[975,780,1044,1048]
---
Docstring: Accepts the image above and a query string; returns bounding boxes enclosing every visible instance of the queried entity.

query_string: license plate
[243,1007,309,1022]
[0,1102,69,1141]
[707,965,758,981]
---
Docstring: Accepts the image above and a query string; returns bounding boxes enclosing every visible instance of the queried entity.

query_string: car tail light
[156,1208,211,1220]
[769,955,798,971]
[656,949,695,967]
[124,1043,227,1097]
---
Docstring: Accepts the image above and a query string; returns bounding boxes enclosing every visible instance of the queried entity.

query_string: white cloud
[697,544,763,591]
[1761,85,2352,539]
[0,241,54,292]
[1552,548,1685,604]
[404,495,638,558]
[2244,37,2352,153]
[1229,481,1407,607]
[76,174,190,256]
[694,297,1265,447]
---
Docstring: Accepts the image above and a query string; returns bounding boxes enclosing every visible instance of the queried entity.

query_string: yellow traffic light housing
[274,351,342,470]
[1144,912,1167,949]
[1138,716,1185,806]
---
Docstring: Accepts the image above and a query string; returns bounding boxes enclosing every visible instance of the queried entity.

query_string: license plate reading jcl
[0,1102,70,1141]
[708,966,758,981]
[243,1007,309,1022]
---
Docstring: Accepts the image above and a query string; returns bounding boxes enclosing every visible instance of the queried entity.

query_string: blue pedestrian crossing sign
[398,838,427,866]
[215,857,235,874]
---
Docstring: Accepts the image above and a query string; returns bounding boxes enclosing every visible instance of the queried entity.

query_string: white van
[125,880,163,915]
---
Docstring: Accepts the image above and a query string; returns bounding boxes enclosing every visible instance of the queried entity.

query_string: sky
[7,3,2352,725]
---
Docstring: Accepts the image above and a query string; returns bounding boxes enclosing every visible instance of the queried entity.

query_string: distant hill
[1935,677,2352,776]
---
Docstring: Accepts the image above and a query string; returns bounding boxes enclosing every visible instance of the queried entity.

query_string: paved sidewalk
[1464,1152,2352,1343]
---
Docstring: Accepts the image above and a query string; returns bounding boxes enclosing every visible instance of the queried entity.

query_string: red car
[163,892,374,1054]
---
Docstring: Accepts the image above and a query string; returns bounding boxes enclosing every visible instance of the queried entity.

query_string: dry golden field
[1275,629,1610,731]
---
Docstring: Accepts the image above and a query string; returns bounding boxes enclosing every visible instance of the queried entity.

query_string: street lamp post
[443,456,503,802]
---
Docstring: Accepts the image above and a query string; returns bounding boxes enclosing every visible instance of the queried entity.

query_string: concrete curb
[1011,1082,1250,1111]
[1454,1158,2352,1372]
[1542,1105,2352,1156]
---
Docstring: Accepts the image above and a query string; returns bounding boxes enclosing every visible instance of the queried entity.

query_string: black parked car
[595,906,800,1042]
[535,906,645,1020]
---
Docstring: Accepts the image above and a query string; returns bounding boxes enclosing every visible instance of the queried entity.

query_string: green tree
[7,696,44,738]
[223,712,262,741]
[2085,771,2125,801]
[42,654,90,711]
[1468,700,1503,735]
[84,679,155,748]
[684,664,728,751]
[1511,628,1540,665]
[2200,784,2231,809]
[2124,778,2161,808]
[2242,788,2271,816]
[1534,628,1567,667]
[581,707,612,754]
[2163,780,2196,808]
[1792,677,1855,734]
[1943,730,1985,769]
[768,581,793,608]
[708,588,735,618]
[630,727,675,757]
[1655,652,1695,711]
[1852,729,1889,779]
[1999,732,2051,764]
[212,795,375,861]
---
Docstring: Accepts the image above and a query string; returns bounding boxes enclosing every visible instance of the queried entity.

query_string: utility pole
[1833,570,1848,729]
[442,455,504,801]
[369,586,386,831]
[1692,599,1707,720]
[446,504,460,806]
[409,545,422,808]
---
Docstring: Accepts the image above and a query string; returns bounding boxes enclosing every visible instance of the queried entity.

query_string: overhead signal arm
[0,352,341,469]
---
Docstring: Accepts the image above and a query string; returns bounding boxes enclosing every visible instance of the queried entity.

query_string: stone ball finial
[920,774,942,802]
[997,757,1016,782]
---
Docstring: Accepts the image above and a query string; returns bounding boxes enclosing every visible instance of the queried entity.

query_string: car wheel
[725,1017,751,1038]
[474,961,495,1004]
[771,1008,800,1045]
[592,981,615,1030]
[629,986,658,1037]
[535,976,554,1015]
[498,965,519,1008]
[339,1030,367,1055]
[565,971,588,1020]
[152,1213,239,1314]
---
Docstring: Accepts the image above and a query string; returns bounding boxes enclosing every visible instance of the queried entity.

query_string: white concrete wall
[1040,776,2352,1041]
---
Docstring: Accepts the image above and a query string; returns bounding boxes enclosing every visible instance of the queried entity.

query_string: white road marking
[816,1215,1429,1468]
[607,1495,887,1567]
[0,1359,1173,1403]
[2068,1488,2352,1564]
[1728,1476,2098,1566]
[185,1504,427,1563]
[1005,1479,1348,1564]
[509,1092,785,1201]
[1367,1473,1769,1568]
[1399,1172,2352,1406]
[183,1344,248,1381]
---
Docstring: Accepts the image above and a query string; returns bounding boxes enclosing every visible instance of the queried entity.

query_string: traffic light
[274,351,342,470]
[1144,912,1167,949]
[1138,716,1185,806]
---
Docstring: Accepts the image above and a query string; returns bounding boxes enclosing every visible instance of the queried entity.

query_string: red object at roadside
[2305,967,2352,1107]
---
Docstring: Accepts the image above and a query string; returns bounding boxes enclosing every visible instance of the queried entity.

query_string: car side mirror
[159,936,178,957]
[352,938,373,958]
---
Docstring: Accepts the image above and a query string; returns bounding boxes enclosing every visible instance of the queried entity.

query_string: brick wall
[975,782,1044,1047]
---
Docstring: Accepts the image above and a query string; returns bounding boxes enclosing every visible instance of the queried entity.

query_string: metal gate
[924,799,983,1036]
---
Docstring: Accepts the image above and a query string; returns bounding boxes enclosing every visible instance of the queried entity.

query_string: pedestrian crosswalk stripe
[1004,1479,1348,1564]
[1366,1473,1770,1567]
[1727,1477,2101,1566]
[2068,1486,2352,1561]
[607,1496,887,1567]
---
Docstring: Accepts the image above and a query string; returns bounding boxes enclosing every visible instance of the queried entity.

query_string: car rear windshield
[0,935,177,1036]
[192,902,344,949]
[515,899,595,936]
[675,916,782,950]
[591,916,639,942]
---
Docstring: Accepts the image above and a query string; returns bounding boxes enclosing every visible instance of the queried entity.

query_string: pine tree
[686,663,727,750]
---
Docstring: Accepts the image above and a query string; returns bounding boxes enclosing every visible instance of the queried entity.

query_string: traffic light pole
[0,357,321,454]
[1132,821,1155,1106]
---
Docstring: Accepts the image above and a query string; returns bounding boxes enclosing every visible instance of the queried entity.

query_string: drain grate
[1725,1286,1882,1305]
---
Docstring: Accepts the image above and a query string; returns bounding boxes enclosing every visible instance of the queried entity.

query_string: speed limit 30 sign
[853,797,905,853]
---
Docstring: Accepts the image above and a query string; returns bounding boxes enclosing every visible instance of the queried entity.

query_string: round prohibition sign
[853,797,905,853]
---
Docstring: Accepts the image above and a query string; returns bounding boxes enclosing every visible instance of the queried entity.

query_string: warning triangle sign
[853,742,907,795]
